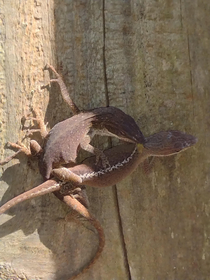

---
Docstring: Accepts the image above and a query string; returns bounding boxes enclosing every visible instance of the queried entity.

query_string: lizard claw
[8,141,31,156]
[0,141,31,166]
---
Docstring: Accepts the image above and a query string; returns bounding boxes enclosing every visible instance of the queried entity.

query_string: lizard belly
[69,144,141,188]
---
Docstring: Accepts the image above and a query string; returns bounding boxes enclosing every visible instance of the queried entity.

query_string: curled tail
[61,195,105,280]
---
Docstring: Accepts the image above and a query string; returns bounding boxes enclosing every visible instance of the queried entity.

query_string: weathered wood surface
[0,0,208,279]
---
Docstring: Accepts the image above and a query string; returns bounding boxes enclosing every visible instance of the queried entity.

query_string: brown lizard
[0,64,145,279]
[40,64,145,178]
[0,130,197,279]
[52,130,198,186]
[0,65,197,279]
[0,64,145,179]
[0,130,197,213]
[40,105,145,179]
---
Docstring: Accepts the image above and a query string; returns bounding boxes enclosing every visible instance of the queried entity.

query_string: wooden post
[0,0,208,279]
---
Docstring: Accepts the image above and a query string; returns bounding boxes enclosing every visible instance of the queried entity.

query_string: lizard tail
[0,179,61,215]
[62,195,105,280]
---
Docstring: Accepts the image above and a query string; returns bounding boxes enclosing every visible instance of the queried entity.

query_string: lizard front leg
[46,64,80,115]
[24,108,48,139]
[80,135,110,168]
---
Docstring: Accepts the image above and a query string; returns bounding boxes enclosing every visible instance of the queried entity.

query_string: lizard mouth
[179,136,198,150]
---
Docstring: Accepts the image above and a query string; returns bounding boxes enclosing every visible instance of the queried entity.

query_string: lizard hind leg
[55,183,89,209]
[24,108,48,139]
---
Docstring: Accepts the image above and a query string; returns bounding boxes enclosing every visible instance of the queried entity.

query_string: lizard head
[144,130,197,156]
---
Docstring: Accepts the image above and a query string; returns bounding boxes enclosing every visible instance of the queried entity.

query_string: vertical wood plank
[0,0,209,279]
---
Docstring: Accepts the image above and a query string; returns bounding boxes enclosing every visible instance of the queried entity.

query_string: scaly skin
[52,130,198,187]
[0,64,146,279]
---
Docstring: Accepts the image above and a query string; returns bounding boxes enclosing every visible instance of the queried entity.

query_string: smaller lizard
[52,130,198,187]
[0,130,197,214]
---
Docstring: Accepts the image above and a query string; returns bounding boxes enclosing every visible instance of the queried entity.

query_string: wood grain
[0,0,208,279]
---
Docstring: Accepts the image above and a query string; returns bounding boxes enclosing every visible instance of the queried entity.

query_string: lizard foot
[23,109,48,138]
[8,141,31,156]
[0,141,31,166]
[45,63,60,78]
[46,64,62,85]
[70,186,89,209]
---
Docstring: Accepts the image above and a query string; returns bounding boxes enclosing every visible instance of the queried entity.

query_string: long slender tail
[0,179,61,215]
[61,195,105,280]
